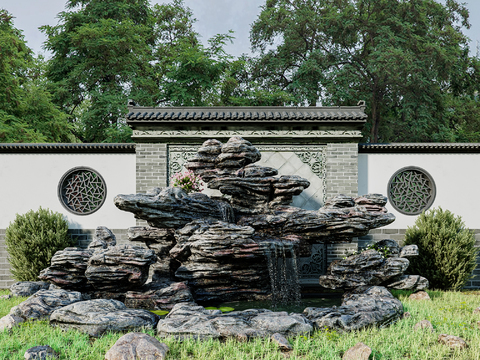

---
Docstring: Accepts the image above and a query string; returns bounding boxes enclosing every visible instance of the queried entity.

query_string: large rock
[88,226,116,250]
[383,275,429,291]
[169,220,273,302]
[208,172,310,215]
[9,289,85,321]
[114,187,231,228]
[238,194,395,243]
[185,139,223,183]
[50,299,159,337]
[24,346,59,360]
[215,136,261,169]
[0,314,24,332]
[303,286,403,332]
[156,302,313,340]
[319,249,409,289]
[38,248,94,291]
[85,245,156,292]
[128,226,178,280]
[105,332,169,360]
[125,280,195,310]
[9,281,50,297]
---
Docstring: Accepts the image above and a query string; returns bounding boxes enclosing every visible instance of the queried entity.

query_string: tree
[41,0,154,143]
[250,0,478,142]
[0,10,74,143]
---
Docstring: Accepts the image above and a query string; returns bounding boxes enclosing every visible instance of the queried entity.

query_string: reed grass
[1,289,480,359]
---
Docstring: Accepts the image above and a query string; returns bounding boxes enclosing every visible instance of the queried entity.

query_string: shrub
[404,207,478,290]
[5,207,75,281]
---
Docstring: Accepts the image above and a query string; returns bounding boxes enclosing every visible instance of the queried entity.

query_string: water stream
[264,240,301,308]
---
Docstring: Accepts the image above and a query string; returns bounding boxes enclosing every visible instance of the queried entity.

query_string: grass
[1,289,480,359]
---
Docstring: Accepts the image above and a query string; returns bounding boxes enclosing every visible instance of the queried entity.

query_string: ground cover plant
[2,289,480,359]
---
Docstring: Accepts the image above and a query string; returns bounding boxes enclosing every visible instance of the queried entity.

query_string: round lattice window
[388,166,436,215]
[58,167,107,215]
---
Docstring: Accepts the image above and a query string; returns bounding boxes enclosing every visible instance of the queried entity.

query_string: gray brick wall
[325,143,358,199]
[0,228,133,289]
[136,143,168,194]
[326,240,358,266]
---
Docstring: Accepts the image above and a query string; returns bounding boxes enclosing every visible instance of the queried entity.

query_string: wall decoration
[58,167,107,215]
[388,166,436,215]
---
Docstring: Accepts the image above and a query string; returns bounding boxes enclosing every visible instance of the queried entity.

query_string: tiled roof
[359,143,480,153]
[126,106,367,123]
[0,143,135,153]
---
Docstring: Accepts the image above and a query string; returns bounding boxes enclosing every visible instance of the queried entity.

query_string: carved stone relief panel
[297,244,327,284]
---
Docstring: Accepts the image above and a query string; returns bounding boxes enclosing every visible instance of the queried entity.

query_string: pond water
[213,295,343,313]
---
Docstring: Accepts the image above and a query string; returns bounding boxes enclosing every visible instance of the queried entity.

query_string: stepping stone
[24,345,59,360]
[105,332,169,360]
[10,281,49,297]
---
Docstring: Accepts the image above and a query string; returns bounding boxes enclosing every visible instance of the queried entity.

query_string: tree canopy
[1,0,479,143]
[0,10,74,143]
[250,0,480,142]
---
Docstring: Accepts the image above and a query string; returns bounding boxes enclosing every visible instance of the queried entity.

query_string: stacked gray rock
[112,136,398,303]
[170,219,273,302]
[319,239,428,291]
[238,194,395,243]
[88,226,116,249]
[114,187,231,228]
[128,226,177,281]
[125,280,194,310]
[38,247,94,291]
[85,245,156,292]
[184,139,223,182]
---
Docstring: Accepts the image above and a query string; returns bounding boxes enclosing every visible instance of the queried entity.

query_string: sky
[1,0,479,58]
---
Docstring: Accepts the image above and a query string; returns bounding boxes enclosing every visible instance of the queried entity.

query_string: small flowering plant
[171,170,204,194]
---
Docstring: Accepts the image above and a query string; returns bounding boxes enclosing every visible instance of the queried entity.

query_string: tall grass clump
[5,207,75,281]
[404,207,478,290]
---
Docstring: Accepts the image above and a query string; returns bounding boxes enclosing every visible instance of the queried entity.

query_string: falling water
[264,240,301,308]
[216,200,235,223]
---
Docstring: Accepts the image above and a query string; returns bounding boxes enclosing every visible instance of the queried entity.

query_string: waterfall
[264,240,301,307]
[216,200,235,223]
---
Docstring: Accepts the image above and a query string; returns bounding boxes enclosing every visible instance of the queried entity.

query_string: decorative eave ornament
[126,101,367,144]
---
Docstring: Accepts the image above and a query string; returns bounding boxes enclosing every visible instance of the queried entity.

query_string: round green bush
[404,207,478,290]
[5,207,75,281]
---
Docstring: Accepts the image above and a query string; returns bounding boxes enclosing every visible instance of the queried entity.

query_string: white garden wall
[0,149,137,230]
[358,149,480,229]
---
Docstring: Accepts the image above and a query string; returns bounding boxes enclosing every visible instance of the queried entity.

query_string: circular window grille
[58,167,107,215]
[388,166,436,215]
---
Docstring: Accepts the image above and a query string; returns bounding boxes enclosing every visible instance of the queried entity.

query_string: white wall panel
[0,153,137,229]
[358,153,480,229]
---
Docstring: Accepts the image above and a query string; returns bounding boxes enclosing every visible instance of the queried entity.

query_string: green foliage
[41,0,154,142]
[0,10,75,143]
[5,207,75,281]
[404,207,478,290]
[250,0,479,142]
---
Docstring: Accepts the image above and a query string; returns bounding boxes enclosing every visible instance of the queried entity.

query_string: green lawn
[1,289,480,359]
